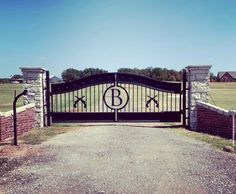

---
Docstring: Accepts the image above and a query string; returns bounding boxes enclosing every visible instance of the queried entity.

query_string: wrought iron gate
[45,71,187,125]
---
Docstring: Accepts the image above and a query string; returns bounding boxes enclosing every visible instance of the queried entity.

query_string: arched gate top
[51,72,181,94]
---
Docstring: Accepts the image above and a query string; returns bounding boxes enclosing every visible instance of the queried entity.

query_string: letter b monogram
[103,86,129,110]
[111,89,123,106]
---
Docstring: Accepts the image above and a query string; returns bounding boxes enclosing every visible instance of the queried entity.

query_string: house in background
[217,71,236,82]
[10,74,24,83]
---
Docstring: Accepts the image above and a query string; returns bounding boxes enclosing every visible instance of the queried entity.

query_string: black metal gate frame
[45,70,187,126]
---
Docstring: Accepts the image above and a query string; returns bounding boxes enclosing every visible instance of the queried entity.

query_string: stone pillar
[186,65,211,130]
[20,67,46,128]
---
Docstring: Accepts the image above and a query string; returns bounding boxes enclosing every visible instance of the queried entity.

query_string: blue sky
[0,0,236,77]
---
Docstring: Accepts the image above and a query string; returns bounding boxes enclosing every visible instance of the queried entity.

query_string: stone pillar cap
[185,65,212,70]
[20,67,47,73]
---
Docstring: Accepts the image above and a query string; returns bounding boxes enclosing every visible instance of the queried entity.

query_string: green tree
[210,72,217,82]
[61,68,82,82]
[61,68,108,82]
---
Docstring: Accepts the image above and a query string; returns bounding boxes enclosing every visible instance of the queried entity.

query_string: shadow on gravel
[74,123,183,129]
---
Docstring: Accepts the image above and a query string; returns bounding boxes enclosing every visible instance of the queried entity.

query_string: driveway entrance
[2,125,236,194]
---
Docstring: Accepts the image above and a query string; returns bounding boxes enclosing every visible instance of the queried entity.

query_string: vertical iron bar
[45,71,51,126]
[85,87,87,112]
[136,85,138,112]
[56,95,58,112]
[149,88,151,112]
[124,84,126,112]
[162,92,164,111]
[51,94,54,114]
[42,74,45,126]
[145,87,147,112]
[129,84,130,112]
[141,86,143,112]
[106,84,108,112]
[133,84,134,112]
[77,90,82,112]
[90,86,92,112]
[68,92,71,112]
[175,93,177,111]
[98,85,100,112]
[102,84,104,112]
[72,91,74,112]
[60,94,62,112]
[183,69,187,128]
[77,90,79,112]
[81,89,83,112]
[94,85,96,112]
[64,93,66,112]
[158,90,159,112]
[166,93,168,111]
[154,90,156,112]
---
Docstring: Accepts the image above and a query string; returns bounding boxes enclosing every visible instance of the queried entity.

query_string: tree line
[61,67,183,83]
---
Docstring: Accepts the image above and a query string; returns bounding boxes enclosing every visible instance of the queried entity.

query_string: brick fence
[0,103,36,141]
[197,101,236,139]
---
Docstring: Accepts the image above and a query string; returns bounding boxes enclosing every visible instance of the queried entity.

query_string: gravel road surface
[1,125,236,194]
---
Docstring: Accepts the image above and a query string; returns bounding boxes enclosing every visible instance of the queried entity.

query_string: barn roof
[218,71,236,79]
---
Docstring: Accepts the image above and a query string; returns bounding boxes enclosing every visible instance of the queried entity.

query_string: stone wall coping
[20,67,47,73]
[229,110,236,115]
[186,65,212,70]
[0,103,35,117]
[196,101,230,116]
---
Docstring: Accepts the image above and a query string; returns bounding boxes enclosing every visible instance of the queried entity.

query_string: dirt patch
[0,144,54,194]
[0,144,41,158]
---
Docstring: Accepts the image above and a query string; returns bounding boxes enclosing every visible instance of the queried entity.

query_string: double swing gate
[45,71,187,126]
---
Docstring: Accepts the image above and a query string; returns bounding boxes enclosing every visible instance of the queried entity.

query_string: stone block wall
[186,65,211,130]
[197,101,236,139]
[0,104,36,141]
[21,67,46,128]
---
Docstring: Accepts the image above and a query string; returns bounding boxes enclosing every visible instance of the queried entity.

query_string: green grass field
[209,82,236,110]
[0,84,24,112]
[0,82,236,112]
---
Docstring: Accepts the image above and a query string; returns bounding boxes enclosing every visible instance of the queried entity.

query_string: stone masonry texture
[186,65,211,130]
[21,67,46,128]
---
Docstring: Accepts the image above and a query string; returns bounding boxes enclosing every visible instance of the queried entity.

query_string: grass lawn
[19,125,72,145]
[0,84,24,112]
[169,127,235,153]
[209,82,236,110]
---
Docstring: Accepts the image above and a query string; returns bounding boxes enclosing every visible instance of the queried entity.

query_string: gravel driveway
[1,125,236,194]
